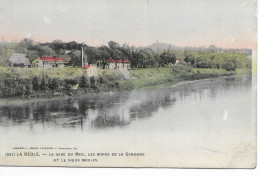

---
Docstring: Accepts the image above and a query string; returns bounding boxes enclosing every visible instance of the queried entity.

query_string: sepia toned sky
[0,0,257,49]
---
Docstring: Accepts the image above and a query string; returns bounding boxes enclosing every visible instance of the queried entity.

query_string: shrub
[32,76,40,91]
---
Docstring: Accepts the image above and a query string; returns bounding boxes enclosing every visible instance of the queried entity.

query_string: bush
[223,61,235,71]
[79,75,88,89]
[40,75,48,92]
[32,76,40,91]
[48,78,59,91]
[63,79,76,96]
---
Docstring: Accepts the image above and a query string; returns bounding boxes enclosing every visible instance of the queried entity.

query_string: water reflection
[0,76,252,131]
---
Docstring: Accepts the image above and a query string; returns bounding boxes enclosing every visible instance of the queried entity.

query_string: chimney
[81,46,84,68]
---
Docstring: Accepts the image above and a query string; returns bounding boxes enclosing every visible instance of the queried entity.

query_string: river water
[0,76,256,167]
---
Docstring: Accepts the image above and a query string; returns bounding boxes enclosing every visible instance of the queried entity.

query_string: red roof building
[82,65,91,69]
[82,65,97,77]
[107,59,130,63]
[38,57,67,69]
[40,57,67,62]
[105,59,130,69]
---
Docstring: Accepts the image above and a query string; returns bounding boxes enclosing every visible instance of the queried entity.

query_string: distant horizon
[0,37,254,50]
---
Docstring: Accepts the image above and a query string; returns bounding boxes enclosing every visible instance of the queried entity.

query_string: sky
[0,0,257,49]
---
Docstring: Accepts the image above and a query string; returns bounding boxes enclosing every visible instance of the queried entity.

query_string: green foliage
[159,52,176,67]
[32,76,40,91]
[34,45,55,56]
[0,38,252,99]
[1,38,252,71]
[79,75,89,89]
[48,78,60,91]
[28,50,39,65]
[0,44,15,66]
[0,65,250,99]
[183,51,249,71]
[40,75,48,92]
[64,79,76,96]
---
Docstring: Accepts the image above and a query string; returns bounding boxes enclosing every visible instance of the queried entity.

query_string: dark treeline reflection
[0,76,251,130]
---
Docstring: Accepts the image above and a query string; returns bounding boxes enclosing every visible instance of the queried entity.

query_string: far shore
[0,67,251,105]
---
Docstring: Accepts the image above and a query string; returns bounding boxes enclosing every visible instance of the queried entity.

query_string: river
[0,76,256,168]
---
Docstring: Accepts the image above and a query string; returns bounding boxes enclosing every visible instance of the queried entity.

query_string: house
[175,58,181,65]
[106,59,130,69]
[82,65,97,77]
[38,57,67,69]
[7,53,30,67]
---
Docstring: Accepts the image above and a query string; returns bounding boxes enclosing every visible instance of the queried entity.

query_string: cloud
[43,17,51,24]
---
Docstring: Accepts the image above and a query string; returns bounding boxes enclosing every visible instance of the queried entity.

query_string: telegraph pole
[81,46,84,68]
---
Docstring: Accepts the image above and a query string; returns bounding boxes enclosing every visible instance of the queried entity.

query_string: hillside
[143,42,183,53]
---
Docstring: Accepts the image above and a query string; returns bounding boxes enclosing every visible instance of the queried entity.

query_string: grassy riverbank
[129,66,250,89]
[0,66,251,100]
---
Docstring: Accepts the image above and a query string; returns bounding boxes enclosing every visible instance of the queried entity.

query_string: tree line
[0,38,251,71]
[183,51,251,71]
[1,39,176,68]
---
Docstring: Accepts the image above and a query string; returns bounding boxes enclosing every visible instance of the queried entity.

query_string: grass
[0,66,84,79]
[0,66,251,99]
[129,66,250,90]
[128,68,173,89]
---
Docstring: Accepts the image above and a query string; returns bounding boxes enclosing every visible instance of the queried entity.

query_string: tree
[28,50,39,66]
[64,79,77,96]
[79,75,89,89]
[184,55,195,65]
[40,76,48,92]
[50,39,66,55]
[35,45,55,56]
[16,38,34,52]
[223,60,235,71]
[66,41,81,50]
[48,78,59,91]
[32,76,40,91]
[97,46,111,68]
[160,52,176,67]
[111,49,123,60]
[69,50,81,67]
[0,44,12,66]
[108,41,120,49]
[84,46,99,65]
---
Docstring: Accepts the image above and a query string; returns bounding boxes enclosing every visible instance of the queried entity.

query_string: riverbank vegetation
[1,39,251,70]
[0,65,251,99]
[0,39,252,99]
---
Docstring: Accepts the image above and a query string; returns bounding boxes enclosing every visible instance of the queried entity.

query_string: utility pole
[81,46,84,68]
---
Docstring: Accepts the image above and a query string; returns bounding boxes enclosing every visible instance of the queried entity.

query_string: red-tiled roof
[107,59,130,63]
[176,58,181,61]
[82,65,91,69]
[40,57,67,62]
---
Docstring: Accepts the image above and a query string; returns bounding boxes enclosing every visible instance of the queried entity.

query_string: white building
[82,65,97,77]
[176,58,181,64]
[38,57,67,69]
[8,53,30,67]
[106,59,130,69]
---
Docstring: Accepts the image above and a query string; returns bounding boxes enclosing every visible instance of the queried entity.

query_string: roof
[82,65,91,69]
[107,59,130,63]
[176,58,181,61]
[8,53,30,65]
[40,57,67,62]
